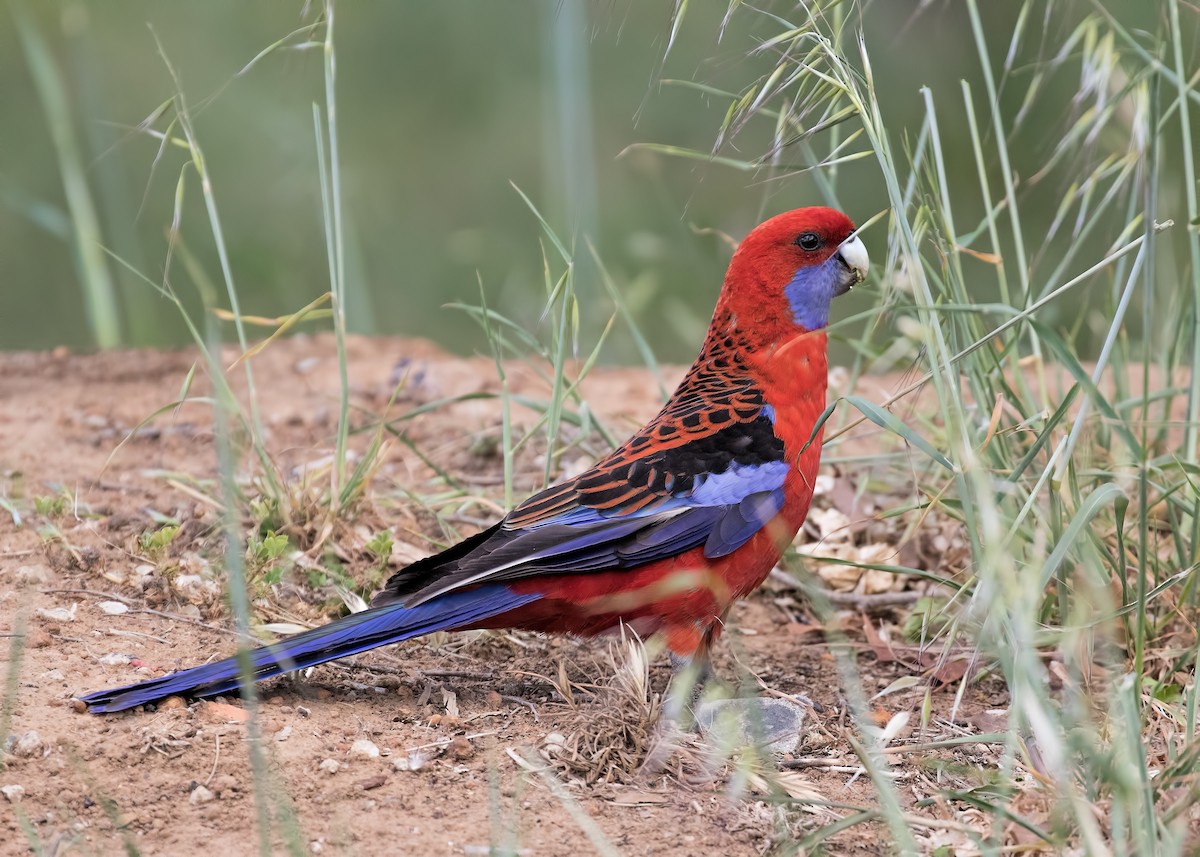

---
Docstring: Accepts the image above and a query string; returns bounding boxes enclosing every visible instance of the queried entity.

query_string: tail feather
[79,586,538,713]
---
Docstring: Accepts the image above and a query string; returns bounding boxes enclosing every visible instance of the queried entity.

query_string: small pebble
[199,701,249,723]
[349,739,379,760]
[448,736,474,761]
[542,732,567,758]
[173,574,203,594]
[16,565,51,585]
[356,774,387,791]
[8,731,43,759]
[295,357,321,375]
[189,785,215,805]
[1,785,25,803]
[37,605,77,623]
[318,758,340,775]
[160,696,186,711]
[99,653,132,667]
[275,725,293,742]
[485,691,503,708]
[98,601,129,615]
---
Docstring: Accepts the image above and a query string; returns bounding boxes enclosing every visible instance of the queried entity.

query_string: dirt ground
[0,335,1009,856]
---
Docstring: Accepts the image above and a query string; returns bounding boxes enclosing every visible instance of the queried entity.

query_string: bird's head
[716,207,868,347]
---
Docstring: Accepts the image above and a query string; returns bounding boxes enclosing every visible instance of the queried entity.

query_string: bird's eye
[796,232,821,251]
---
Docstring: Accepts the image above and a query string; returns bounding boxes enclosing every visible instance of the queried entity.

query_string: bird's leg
[664,622,810,755]
[639,630,715,778]
[662,622,721,726]
[664,649,710,726]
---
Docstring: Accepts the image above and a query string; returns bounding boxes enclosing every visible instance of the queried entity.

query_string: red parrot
[80,207,868,713]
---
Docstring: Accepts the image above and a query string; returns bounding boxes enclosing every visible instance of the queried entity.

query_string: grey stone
[694,697,808,755]
[6,731,43,759]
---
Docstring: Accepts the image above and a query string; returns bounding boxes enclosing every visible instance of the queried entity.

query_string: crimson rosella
[80,207,868,713]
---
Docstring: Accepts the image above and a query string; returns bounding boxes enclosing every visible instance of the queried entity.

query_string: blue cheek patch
[784,256,841,330]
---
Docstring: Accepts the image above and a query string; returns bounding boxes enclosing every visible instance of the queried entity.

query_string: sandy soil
[0,335,1007,856]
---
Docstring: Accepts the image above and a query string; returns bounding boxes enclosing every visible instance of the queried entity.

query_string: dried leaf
[862,616,897,663]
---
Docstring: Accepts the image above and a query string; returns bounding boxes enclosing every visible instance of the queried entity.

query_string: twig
[132,608,238,637]
[506,745,550,773]
[501,694,541,721]
[768,569,926,608]
[421,669,495,680]
[41,587,135,604]
[204,734,221,788]
[405,730,499,753]
[107,628,171,645]
[780,758,865,773]
[325,660,405,678]
[328,660,496,682]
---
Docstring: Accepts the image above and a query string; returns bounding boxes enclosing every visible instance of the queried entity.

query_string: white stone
[8,731,43,758]
[15,565,51,585]
[349,739,380,760]
[36,605,76,623]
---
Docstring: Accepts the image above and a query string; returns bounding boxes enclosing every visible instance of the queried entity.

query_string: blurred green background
[0,1,1189,362]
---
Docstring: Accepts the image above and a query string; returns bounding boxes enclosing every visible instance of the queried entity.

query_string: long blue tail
[79,586,539,713]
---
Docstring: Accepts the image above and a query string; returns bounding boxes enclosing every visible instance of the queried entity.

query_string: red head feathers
[713,207,867,351]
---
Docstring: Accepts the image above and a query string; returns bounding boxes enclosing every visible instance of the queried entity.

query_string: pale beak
[832,233,869,296]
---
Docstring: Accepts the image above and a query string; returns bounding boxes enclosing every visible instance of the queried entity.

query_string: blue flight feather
[703,489,786,558]
[79,586,540,713]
